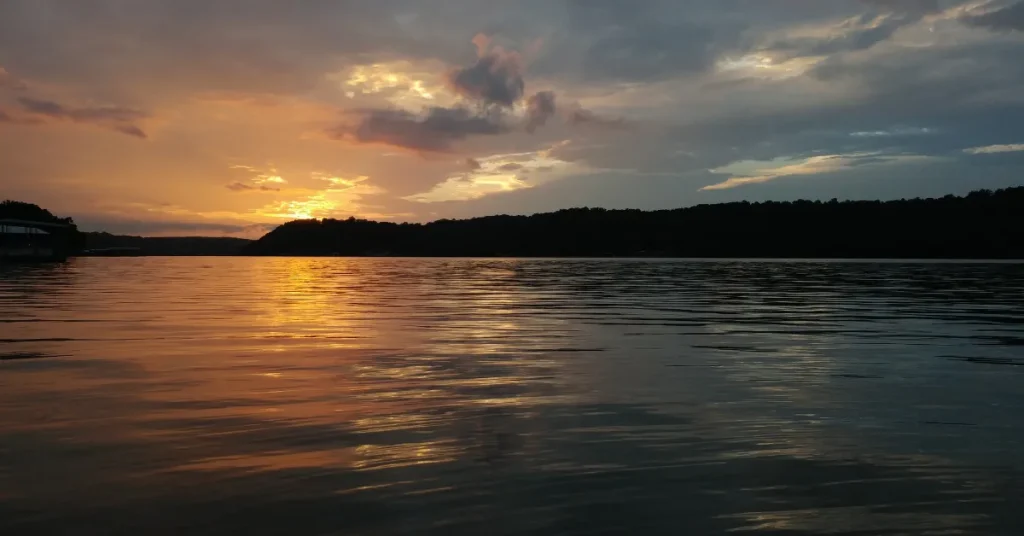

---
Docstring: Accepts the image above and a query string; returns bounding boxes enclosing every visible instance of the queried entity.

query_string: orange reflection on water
[170,449,358,474]
[0,258,580,489]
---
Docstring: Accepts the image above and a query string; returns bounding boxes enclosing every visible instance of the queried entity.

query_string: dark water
[1,258,1023,535]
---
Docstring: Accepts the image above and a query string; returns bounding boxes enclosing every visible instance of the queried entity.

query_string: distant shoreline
[8,187,1024,260]
[69,255,1024,263]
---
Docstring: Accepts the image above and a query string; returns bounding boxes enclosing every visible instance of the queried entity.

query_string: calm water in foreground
[1,258,1023,535]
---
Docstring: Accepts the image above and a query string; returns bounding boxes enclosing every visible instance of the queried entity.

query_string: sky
[2,0,1024,237]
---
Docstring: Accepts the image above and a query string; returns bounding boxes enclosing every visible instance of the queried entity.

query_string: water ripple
[1,258,1022,535]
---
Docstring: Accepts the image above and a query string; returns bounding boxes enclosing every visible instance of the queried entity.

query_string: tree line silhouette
[244,187,1024,258]
[6,188,1024,259]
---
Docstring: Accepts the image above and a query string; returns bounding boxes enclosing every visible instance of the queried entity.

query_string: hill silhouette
[244,187,1024,259]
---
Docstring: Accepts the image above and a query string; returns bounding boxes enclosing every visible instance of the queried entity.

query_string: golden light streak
[333,62,445,105]
[404,145,578,203]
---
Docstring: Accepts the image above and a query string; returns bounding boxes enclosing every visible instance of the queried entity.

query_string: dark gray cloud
[331,106,509,153]
[14,97,148,138]
[445,39,616,134]
[567,106,626,129]
[564,0,650,28]
[564,0,718,81]
[447,36,525,107]
[582,22,716,82]
[961,1,1024,32]
[465,157,482,170]
[525,90,556,132]
[497,162,523,171]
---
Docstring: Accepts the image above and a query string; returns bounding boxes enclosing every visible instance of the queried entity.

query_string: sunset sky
[2,0,1024,236]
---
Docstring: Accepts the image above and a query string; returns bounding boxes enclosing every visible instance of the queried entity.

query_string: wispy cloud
[223,164,294,194]
[851,126,933,137]
[225,182,280,192]
[404,146,575,203]
[964,143,1024,154]
[702,153,878,191]
[11,96,149,139]
[960,1,1024,32]
[228,165,288,190]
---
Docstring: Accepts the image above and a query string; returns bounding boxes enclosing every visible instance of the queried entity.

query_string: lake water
[1,258,1023,535]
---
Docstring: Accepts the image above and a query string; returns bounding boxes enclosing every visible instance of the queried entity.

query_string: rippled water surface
[2,258,1023,535]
